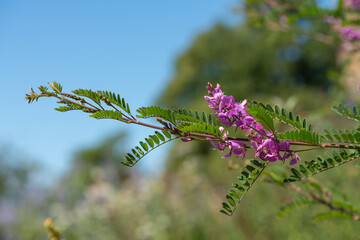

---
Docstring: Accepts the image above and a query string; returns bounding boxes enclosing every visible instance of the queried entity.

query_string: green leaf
[332,104,360,122]
[312,212,353,222]
[222,202,232,213]
[195,111,201,121]
[250,102,311,130]
[73,89,102,106]
[145,138,154,148]
[220,160,268,216]
[332,201,360,215]
[202,112,208,124]
[135,146,144,155]
[228,190,240,200]
[150,135,160,145]
[90,110,123,120]
[250,159,264,168]
[246,165,259,174]
[140,141,149,151]
[317,156,328,168]
[298,164,308,177]
[155,131,165,142]
[332,151,342,163]
[162,130,172,139]
[277,129,321,145]
[138,107,214,127]
[291,168,302,179]
[136,106,175,123]
[275,105,281,114]
[97,90,132,114]
[55,104,84,112]
[219,209,231,216]
[283,149,360,183]
[226,195,236,207]
[289,112,295,121]
[278,199,315,217]
[322,129,333,141]
[132,149,140,158]
[339,148,349,160]
[127,153,136,161]
[174,109,214,125]
[302,119,307,129]
[265,104,274,112]
[247,105,274,132]
[305,181,323,196]
[322,128,360,145]
[49,81,63,93]
[232,183,245,194]
[283,178,297,183]
[304,161,315,174]
[122,132,179,167]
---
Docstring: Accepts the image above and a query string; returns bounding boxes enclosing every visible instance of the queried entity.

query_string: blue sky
[0,0,239,182]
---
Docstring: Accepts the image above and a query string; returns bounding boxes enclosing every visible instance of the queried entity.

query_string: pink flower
[210,127,247,158]
[341,26,360,41]
[181,138,193,142]
[205,83,299,165]
[290,154,301,165]
[349,0,360,11]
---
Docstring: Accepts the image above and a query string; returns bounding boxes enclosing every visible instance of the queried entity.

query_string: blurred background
[1,0,360,239]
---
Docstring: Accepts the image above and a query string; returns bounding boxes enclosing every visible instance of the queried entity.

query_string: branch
[284,181,360,221]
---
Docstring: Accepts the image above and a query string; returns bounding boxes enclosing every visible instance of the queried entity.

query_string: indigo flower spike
[205,83,296,165]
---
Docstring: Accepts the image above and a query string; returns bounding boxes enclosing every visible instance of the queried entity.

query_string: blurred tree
[158,23,339,111]
[7,133,133,239]
[0,145,38,239]
[0,145,35,198]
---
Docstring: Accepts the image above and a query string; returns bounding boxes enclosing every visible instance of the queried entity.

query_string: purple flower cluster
[349,0,360,11]
[205,84,254,130]
[211,127,247,158]
[205,83,299,165]
[341,26,360,41]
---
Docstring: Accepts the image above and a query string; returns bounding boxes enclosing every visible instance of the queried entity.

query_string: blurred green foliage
[3,135,360,239]
[158,23,339,110]
[56,133,130,206]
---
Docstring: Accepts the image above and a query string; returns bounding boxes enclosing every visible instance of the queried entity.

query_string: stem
[32,88,360,152]
[58,92,101,112]
[57,95,99,112]
[228,161,269,216]
[126,119,360,151]
[245,123,271,139]
[131,120,166,130]
[97,103,105,111]
[107,102,121,113]
[241,161,268,198]
[130,114,137,120]
[293,147,322,153]
[284,182,360,221]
